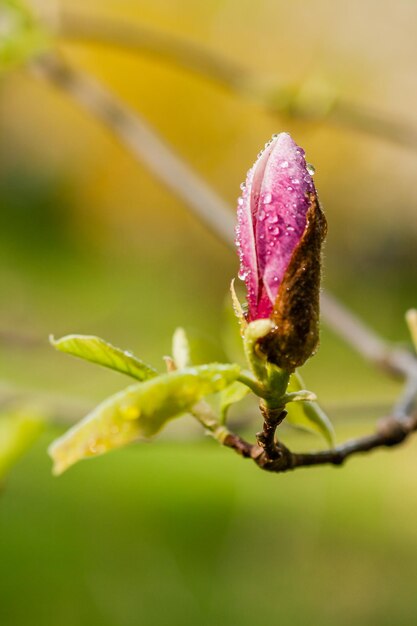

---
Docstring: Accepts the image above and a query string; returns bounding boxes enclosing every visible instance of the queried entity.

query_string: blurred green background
[1,0,417,624]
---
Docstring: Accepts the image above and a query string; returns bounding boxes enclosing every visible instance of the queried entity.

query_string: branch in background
[54,9,417,152]
[0,329,43,349]
[321,292,417,379]
[57,9,247,93]
[29,54,236,245]
[0,381,89,425]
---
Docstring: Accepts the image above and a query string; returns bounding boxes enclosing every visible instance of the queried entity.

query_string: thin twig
[0,381,89,425]
[256,404,286,459]
[288,412,417,469]
[223,409,417,472]
[0,328,43,348]
[57,9,247,93]
[222,355,417,472]
[28,52,417,383]
[55,9,417,152]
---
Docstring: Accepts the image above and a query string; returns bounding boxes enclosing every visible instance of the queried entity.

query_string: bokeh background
[1,1,417,624]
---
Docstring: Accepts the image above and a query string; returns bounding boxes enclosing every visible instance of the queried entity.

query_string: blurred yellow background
[0,1,417,625]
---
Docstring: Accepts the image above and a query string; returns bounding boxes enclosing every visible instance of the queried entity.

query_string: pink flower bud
[235,133,327,370]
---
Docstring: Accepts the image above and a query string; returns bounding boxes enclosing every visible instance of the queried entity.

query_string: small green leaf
[0,412,44,479]
[219,381,250,423]
[172,327,191,369]
[49,363,241,475]
[285,372,335,446]
[230,279,247,337]
[282,389,317,403]
[50,334,158,381]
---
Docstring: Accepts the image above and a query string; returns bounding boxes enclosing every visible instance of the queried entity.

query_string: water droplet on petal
[238,197,244,206]
[307,163,316,176]
[238,268,248,281]
[280,160,289,168]
[263,192,272,204]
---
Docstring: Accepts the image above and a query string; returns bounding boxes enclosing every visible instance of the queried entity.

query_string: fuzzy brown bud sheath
[235,133,327,371]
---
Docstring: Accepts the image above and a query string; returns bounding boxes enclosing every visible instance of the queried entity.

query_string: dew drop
[240,182,246,191]
[280,160,289,168]
[238,197,244,206]
[258,209,266,221]
[238,268,248,281]
[307,163,316,176]
[263,192,272,204]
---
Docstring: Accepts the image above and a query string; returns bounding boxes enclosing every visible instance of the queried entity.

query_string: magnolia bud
[235,132,327,371]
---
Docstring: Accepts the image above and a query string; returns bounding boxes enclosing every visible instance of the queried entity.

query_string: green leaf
[219,381,250,423]
[282,389,317,403]
[0,412,44,479]
[172,327,191,369]
[285,372,335,446]
[50,334,158,382]
[48,363,241,475]
[230,279,247,337]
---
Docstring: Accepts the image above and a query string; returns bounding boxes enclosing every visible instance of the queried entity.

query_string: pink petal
[256,133,315,311]
[236,133,316,321]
